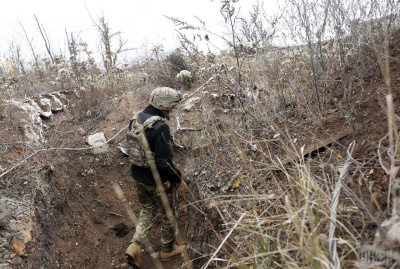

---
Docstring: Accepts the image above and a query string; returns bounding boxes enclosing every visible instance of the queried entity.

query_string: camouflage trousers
[130,180,178,252]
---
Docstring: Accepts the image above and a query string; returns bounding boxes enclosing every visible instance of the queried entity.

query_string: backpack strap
[142,116,164,128]
[129,113,164,131]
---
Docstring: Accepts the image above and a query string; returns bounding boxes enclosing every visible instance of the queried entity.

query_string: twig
[185,76,216,99]
[176,116,204,132]
[108,212,123,217]
[202,212,246,269]
[94,199,109,207]
[177,127,205,132]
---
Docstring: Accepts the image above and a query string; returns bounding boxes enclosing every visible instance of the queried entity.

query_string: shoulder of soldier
[138,112,151,121]
[153,119,169,132]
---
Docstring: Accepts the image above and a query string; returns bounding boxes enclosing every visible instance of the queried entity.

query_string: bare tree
[34,15,55,64]
[88,12,129,71]
[9,43,26,76]
[65,30,84,87]
[239,1,279,47]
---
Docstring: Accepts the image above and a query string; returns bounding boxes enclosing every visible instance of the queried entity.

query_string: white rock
[87,132,109,154]
[183,97,201,112]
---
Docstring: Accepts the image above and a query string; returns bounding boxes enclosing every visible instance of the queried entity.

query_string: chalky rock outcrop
[3,91,69,143]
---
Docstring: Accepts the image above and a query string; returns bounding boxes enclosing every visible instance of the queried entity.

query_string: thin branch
[19,22,38,66]
[34,15,55,64]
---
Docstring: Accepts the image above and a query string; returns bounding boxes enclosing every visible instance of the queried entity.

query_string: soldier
[124,87,185,268]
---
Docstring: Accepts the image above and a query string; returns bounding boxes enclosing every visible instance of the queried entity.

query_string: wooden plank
[271,129,353,169]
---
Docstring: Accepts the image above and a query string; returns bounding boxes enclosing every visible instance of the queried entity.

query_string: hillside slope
[1,30,400,268]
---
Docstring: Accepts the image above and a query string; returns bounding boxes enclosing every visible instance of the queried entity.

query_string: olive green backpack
[126,114,164,167]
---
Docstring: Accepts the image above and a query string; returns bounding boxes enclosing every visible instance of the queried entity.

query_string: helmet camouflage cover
[150,87,181,110]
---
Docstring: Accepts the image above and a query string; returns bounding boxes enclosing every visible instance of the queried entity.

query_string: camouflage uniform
[130,180,177,252]
[127,89,182,255]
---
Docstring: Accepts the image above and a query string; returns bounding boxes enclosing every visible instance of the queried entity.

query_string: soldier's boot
[124,243,142,268]
[160,244,186,262]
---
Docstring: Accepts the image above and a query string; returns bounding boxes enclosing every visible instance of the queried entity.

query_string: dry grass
[175,26,397,269]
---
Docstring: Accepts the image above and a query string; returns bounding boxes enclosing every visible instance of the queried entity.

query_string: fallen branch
[185,76,216,99]
[94,199,109,207]
[176,115,204,132]
[177,127,205,132]
[108,212,123,217]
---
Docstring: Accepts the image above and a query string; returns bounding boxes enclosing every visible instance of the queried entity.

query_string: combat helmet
[150,87,181,110]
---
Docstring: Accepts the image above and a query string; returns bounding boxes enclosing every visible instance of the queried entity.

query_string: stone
[87,132,109,154]
[0,205,11,229]
[183,97,201,111]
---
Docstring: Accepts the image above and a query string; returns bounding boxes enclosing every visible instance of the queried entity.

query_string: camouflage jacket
[130,105,181,185]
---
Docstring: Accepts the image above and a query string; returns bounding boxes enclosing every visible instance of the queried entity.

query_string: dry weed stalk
[370,19,400,261]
